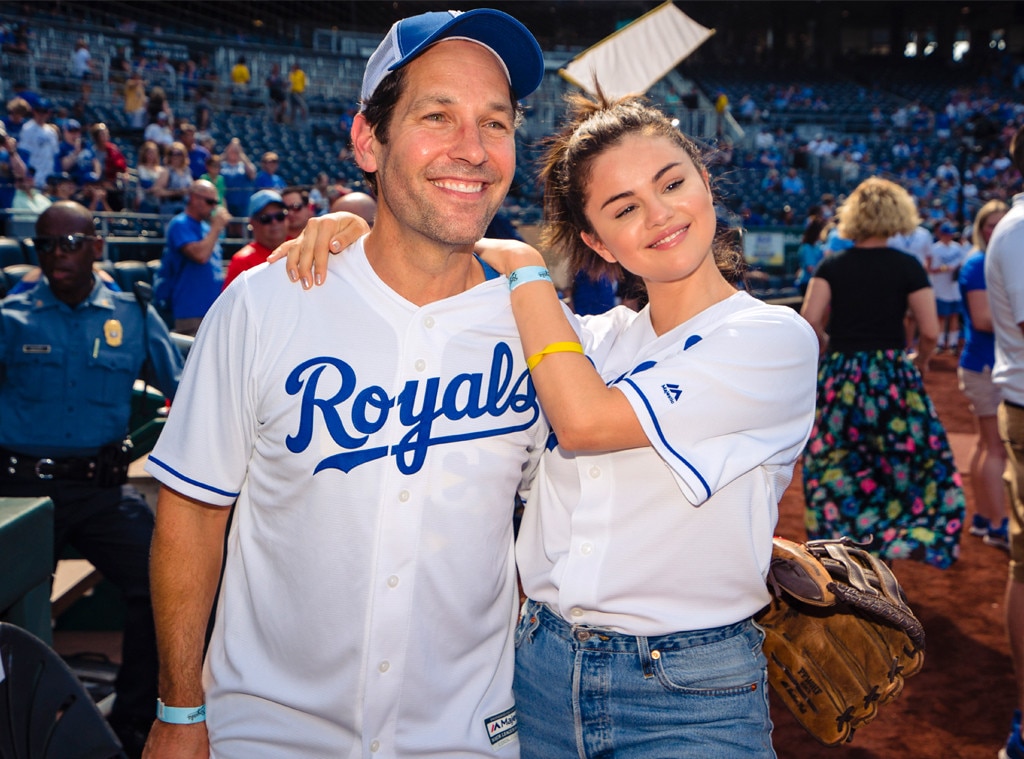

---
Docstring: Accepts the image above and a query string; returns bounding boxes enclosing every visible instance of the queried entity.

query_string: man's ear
[351,114,378,174]
[580,230,616,265]
[91,236,103,262]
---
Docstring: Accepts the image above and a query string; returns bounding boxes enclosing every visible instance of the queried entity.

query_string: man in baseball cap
[360,8,544,107]
[145,10,546,759]
[221,189,288,289]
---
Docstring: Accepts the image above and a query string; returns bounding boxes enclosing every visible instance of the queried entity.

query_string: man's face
[187,186,219,220]
[282,191,311,237]
[250,202,289,251]
[55,180,76,199]
[359,40,516,248]
[35,205,101,305]
[262,156,278,175]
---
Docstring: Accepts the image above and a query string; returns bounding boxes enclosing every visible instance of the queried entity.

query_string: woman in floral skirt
[800,177,965,568]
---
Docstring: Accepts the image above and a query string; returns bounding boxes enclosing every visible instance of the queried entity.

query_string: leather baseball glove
[755,536,926,746]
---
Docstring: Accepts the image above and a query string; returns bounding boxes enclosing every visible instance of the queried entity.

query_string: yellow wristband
[526,341,584,371]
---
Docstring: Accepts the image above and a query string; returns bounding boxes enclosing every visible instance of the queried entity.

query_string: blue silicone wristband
[156,699,206,724]
[508,266,552,292]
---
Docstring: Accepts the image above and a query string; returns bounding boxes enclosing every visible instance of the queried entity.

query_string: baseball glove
[755,536,926,746]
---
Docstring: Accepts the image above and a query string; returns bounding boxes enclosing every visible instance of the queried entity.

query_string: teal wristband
[508,266,551,292]
[156,699,206,724]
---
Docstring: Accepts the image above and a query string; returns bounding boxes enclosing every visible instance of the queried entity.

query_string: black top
[813,246,930,353]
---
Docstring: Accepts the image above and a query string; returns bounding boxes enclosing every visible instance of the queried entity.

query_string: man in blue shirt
[0,200,183,757]
[253,150,286,190]
[156,179,230,335]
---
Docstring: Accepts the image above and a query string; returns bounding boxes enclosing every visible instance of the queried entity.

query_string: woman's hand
[266,212,370,288]
[473,238,546,277]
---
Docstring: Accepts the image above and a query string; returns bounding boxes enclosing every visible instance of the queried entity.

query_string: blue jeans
[514,599,775,759]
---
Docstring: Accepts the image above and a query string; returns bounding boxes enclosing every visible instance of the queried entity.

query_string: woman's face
[580,134,717,285]
[982,211,1007,246]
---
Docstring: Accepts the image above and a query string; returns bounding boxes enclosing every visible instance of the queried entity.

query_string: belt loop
[636,635,655,678]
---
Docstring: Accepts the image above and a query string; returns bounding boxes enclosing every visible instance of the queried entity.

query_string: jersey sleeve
[144,282,259,506]
[613,306,819,505]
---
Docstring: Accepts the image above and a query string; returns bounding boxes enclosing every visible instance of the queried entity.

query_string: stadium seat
[0,622,126,759]
[19,237,38,266]
[0,237,25,268]
[113,260,153,294]
[2,263,37,292]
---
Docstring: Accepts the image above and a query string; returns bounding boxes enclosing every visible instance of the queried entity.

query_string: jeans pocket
[514,599,542,649]
[651,630,762,697]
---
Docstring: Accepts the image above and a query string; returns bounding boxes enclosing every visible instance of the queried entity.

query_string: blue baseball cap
[248,189,283,217]
[360,9,544,109]
[939,222,956,235]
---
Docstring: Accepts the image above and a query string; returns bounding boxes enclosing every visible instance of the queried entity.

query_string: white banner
[559,2,713,99]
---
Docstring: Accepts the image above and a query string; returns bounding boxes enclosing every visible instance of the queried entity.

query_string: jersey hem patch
[485,706,517,750]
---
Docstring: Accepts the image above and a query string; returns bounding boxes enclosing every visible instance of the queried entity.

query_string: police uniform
[0,273,182,732]
[146,243,547,758]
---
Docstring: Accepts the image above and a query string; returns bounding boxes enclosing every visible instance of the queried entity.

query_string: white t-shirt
[928,240,965,302]
[18,120,59,188]
[147,242,546,758]
[986,194,1024,404]
[887,226,932,266]
[517,292,819,636]
[72,46,91,77]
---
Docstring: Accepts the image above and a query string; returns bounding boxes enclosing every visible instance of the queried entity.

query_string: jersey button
[378,660,390,673]
[398,490,410,503]
[370,740,380,753]
[414,358,426,372]
[580,542,593,555]
[570,607,584,618]
[588,466,601,479]
[424,316,435,328]
[387,575,399,588]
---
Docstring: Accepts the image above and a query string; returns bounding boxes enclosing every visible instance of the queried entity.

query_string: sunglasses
[256,210,288,224]
[196,196,218,206]
[33,234,99,255]
[284,202,307,212]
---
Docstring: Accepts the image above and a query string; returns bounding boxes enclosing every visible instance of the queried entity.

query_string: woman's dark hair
[540,90,744,283]
[801,218,826,246]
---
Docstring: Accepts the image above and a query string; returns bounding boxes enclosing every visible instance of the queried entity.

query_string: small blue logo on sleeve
[661,383,682,403]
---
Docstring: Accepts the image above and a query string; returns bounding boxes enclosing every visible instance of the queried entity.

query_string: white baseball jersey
[888,226,932,266]
[517,292,819,636]
[146,239,546,758]
[987,194,1024,405]
[928,240,965,302]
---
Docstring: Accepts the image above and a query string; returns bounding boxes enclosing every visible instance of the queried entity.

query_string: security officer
[0,200,182,757]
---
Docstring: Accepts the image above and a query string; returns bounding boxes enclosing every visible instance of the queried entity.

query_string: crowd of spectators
[2,10,1024,273]
[716,78,1024,231]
